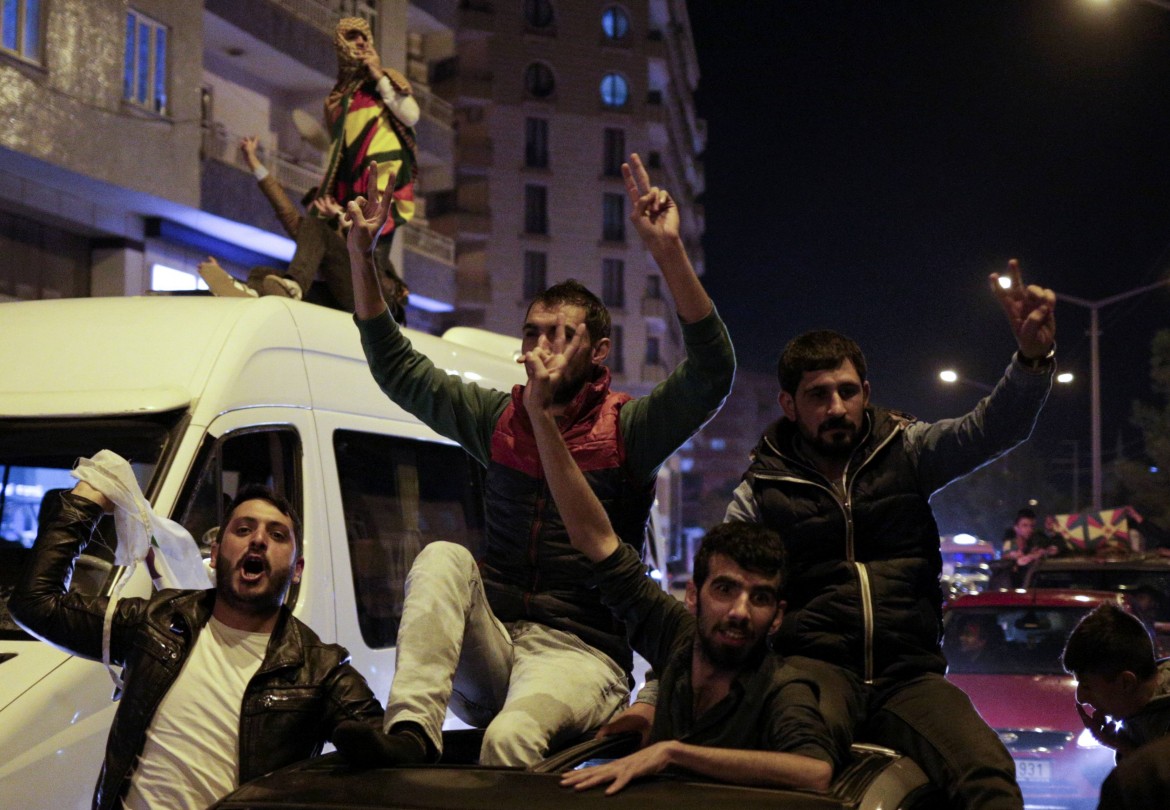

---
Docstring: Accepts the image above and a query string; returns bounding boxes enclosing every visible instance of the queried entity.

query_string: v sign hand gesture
[623,153,679,255]
[989,259,1056,363]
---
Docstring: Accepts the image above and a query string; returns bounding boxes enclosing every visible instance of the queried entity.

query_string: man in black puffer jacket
[725,260,1056,810]
[11,483,383,810]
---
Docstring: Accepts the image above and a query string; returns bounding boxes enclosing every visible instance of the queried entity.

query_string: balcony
[641,295,668,321]
[432,57,494,101]
[201,121,323,200]
[265,0,376,36]
[402,221,455,267]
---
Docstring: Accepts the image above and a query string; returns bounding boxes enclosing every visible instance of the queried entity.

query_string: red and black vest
[481,366,655,675]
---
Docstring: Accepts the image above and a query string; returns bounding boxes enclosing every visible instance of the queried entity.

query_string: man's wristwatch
[1017,344,1056,370]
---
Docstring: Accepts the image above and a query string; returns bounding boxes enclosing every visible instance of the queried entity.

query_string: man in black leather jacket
[11,483,383,810]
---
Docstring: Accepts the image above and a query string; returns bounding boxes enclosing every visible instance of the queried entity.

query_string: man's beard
[805,415,861,459]
[214,553,292,615]
[552,363,592,405]
[695,599,769,669]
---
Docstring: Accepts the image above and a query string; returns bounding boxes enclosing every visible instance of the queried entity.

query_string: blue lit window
[1,0,42,63]
[124,9,169,115]
[601,6,629,41]
[599,73,628,108]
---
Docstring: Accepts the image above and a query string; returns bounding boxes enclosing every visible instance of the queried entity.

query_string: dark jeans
[247,216,408,323]
[787,655,1023,810]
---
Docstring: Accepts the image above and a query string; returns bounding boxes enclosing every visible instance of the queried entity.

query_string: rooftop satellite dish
[292,109,330,152]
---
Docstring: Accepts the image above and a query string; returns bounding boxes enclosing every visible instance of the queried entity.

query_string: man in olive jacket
[11,483,383,810]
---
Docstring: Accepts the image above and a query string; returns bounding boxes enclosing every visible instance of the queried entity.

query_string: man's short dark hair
[214,484,302,557]
[1015,508,1037,523]
[527,279,611,344]
[1062,604,1156,680]
[777,330,867,395]
[692,521,787,595]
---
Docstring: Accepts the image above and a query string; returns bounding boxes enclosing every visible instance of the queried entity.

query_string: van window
[0,414,179,640]
[174,427,302,604]
[334,430,486,649]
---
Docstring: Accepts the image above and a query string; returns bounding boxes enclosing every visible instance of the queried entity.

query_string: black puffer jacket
[746,408,947,683]
[10,492,383,810]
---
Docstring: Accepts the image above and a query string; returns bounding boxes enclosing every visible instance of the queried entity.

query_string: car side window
[333,430,486,649]
[174,427,303,603]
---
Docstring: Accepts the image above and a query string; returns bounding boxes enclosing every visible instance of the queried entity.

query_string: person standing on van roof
[332,154,735,767]
[11,483,384,810]
[197,136,409,322]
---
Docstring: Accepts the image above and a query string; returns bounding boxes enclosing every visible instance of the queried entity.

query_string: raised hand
[239,136,262,172]
[989,259,1056,361]
[622,153,679,254]
[344,161,392,256]
[520,313,583,417]
[311,195,346,224]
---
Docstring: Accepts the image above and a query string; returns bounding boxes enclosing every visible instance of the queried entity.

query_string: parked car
[944,590,1128,810]
[1024,554,1170,654]
[211,730,942,810]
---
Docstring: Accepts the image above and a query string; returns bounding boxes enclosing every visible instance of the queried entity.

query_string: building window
[603,128,625,177]
[525,62,556,99]
[646,336,661,365]
[523,251,547,299]
[525,118,549,168]
[524,0,554,29]
[645,275,661,299]
[609,324,624,374]
[124,9,169,115]
[525,184,548,235]
[602,193,625,242]
[646,150,662,169]
[601,6,629,41]
[600,72,628,108]
[1,0,42,62]
[602,259,624,308]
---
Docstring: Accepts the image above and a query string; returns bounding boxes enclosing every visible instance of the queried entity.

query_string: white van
[0,295,527,810]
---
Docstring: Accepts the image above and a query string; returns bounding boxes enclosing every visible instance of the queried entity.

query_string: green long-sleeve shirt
[355,307,735,483]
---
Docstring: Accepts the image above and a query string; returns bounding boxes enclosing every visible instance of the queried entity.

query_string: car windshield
[0,414,181,641]
[943,606,1092,675]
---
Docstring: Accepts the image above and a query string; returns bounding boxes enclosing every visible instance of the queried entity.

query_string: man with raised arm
[11,484,383,810]
[334,155,735,767]
[713,261,1057,809]
[520,326,834,794]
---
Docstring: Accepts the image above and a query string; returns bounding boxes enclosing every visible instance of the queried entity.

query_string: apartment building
[0,0,706,557]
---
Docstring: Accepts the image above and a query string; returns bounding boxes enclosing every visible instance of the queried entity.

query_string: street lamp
[938,369,993,394]
[1057,277,1170,511]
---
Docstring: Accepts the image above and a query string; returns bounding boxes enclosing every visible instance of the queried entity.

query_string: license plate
[1016,759,1051,783]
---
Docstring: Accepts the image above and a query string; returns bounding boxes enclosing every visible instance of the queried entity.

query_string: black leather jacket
[10,491,383,810]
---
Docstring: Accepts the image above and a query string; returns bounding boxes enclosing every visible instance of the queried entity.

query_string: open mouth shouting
[239,553,268,584]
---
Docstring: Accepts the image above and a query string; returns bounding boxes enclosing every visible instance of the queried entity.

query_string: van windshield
[0,414,181,641]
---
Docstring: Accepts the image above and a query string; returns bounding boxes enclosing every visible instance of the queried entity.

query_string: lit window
[124,9,169,115]
[601,6,629,41]
[1,0,42,62]
[600,73,628,108]
[524,0,554,29]
[525,62,555,99]
[151,264,207,292]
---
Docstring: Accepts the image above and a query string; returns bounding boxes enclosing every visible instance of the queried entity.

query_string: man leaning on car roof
[522,323,835,794]
[10,482,384,810]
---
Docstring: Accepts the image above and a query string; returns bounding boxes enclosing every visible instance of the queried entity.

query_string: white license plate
[1016,759,1051,783]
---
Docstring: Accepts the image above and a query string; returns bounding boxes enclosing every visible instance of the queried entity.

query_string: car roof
[944,589,1125,610]
[1030,554,1170,571]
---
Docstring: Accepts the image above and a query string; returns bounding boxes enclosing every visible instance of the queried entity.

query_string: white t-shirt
[122,617,269,810]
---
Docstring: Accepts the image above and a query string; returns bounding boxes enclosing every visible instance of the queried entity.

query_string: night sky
[686,0,1170,485]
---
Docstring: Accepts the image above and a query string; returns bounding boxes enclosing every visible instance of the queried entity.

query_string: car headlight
[1076,728,1104,749]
